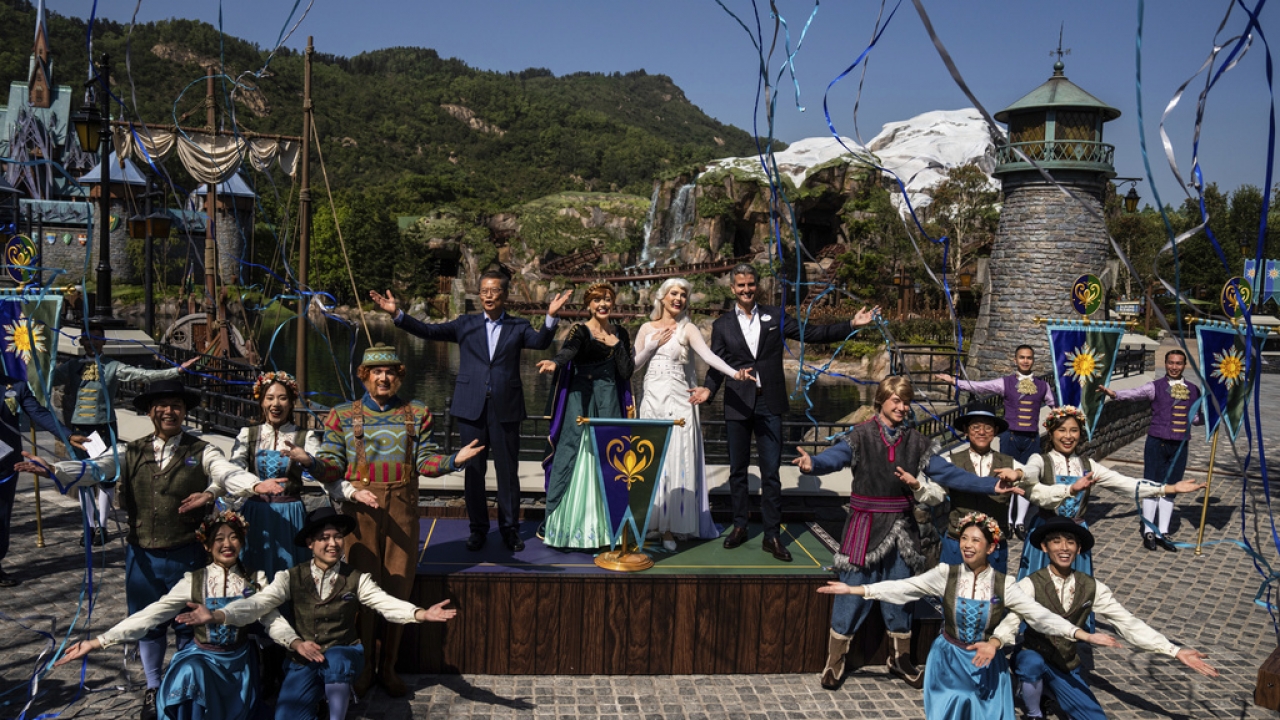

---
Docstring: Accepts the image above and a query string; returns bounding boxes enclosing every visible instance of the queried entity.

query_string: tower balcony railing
[994,140,1115,169]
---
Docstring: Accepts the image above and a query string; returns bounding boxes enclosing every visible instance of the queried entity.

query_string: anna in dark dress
[537,283,635,549]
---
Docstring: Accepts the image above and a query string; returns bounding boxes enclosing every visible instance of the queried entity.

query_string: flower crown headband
[957,511,1003,544]
[254,371,299,401]
[196,509,249,545]
[1044,405,1087,430]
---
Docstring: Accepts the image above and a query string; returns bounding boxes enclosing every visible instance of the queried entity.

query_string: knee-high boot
[353,611,378,697]
[886,631,924,689]
[378,623,408,697]
[820,629,852,690]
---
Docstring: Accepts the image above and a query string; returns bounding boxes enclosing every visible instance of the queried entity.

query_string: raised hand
[369,289,399,316]
[418,599,457,622]
[455,439,486,465]
[1070,472,1096,496]
[352,489,380,509]
[687,387,711,406]
[54,639,102,667]
[547,290,573,318]
[179,356,202,372]
[282,439,313,467]
[851,305,881,327]
[733,368,756,383]
[653,327,675,347]
[254,479,286,496]
[967,640,999,668]
[536,360,558,375]
[893,466,922,491]
[178,491,214,514]
[1169,478,1207,495]
[175,602,216,627]
[791,446,814,473]
[1083,631,1124,649]
[17,451,51,477]
[1176,647,1220,678]
[933,372,956,384]
[290,639,326,664]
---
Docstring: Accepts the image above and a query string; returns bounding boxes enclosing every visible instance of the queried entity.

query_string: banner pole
[31,425,43,548]
[1194,427,1221,556]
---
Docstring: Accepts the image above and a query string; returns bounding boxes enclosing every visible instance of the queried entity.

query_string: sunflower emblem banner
[1267,260,1280,305]
[583,418,676,549]
[1195,321,1267,441]
[1046,321,1126,434]
[0,290,62,406]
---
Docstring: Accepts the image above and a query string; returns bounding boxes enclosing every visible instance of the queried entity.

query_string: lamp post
[71,53,115,322]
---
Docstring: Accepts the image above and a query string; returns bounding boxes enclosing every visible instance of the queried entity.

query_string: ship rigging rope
[310,122,373,346]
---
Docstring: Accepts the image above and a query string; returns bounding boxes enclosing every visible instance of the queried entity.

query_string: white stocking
[1157,496,1175,534]
[1141,498,1159,533]
[1021,679,1044,717]
[325,683,351,720]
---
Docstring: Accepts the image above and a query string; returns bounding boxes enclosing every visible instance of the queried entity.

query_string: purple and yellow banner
[0,291,62,406]
[1195,320,1267,441]
[585,418,675,549]
[1243,259,1280,305]
[1046,321,1126,435]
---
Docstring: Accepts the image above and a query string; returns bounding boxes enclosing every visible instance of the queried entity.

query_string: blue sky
[45,1,1278,209]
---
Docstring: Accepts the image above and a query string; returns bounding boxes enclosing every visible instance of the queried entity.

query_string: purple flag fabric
[587,419,675,548]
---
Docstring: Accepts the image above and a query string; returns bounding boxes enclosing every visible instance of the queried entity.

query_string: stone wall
[969,179,1109,378]
[1079,398,1151,461]
[35,199,133,284]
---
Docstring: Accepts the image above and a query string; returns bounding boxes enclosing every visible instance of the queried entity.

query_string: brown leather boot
[819,629,852,690]
[886,631,924,689]
[378,624,409,697]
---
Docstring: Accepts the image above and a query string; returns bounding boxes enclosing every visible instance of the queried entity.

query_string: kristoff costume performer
[308,344,461,696]
[42,378,260,717]
[1102,350,1202,551]
[939,347,1056,537]
[802,378,1009,690]
[993,517,1215,719]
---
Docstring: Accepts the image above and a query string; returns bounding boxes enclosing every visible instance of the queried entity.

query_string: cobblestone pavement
[2,376,1279,719]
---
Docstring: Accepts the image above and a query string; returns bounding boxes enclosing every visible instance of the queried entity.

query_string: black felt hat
[953,406,1009,436]
[1028,516,1095,553]
[132,378,202,413]
[294,505,357,547]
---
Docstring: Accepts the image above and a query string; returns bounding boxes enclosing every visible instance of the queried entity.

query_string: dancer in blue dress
[1015,407,1204,580]
[818,512,1122,720]
[54,511,295,720]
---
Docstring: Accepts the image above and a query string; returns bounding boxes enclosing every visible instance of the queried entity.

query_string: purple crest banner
[587,418,675,549]
[1195,321,1266,441]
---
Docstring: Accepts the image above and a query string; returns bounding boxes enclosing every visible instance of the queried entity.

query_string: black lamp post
[1124,186,1140,214]
[71,53,115,322]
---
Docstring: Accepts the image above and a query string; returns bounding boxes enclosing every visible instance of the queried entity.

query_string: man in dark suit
[692,264,876,562]
[372,273,570,552]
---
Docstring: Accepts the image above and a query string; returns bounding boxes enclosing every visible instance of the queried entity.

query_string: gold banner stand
[1195,427,1222,556]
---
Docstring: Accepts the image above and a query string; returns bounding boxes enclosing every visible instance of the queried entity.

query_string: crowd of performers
[0,262,1220,719]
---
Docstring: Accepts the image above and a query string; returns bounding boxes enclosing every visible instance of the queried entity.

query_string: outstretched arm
[686,323,754,381]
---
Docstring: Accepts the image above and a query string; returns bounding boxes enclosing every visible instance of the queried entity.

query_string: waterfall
[664,181,697,250]
[638,182,660,266]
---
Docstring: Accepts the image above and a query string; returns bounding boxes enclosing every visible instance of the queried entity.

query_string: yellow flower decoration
[1211,345,1246,390]
[956,511,1003,544]
[1062,344,1100,386]
[3,313,45,364]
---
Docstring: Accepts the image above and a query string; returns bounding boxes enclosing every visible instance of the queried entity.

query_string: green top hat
[360,343,402,367]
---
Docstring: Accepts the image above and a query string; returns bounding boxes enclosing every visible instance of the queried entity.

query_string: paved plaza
[1,365,1278,718]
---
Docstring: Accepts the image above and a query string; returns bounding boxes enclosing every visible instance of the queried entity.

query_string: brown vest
[122,433,211,548]
[946,449,1013,539]
[188,566,260,648]
[288,562,364,652]
[942,564,1008,643]
[1038,452,1091,519]
[1023,567,1097,671]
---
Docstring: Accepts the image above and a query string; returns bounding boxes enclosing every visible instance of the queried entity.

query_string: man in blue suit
[372,272,570,552]
[0,374,84,585]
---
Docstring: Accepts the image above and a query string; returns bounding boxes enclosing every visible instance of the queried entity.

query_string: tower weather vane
[1051,23,1071,63]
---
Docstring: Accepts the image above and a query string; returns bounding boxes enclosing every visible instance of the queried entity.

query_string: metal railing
[995,140,1115,167]
[1112,345,1154,379]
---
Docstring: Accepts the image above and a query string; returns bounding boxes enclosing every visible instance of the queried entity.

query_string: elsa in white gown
[635,278,754,551]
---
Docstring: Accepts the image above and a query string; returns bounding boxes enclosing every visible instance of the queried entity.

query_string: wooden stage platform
[400,519,938,675]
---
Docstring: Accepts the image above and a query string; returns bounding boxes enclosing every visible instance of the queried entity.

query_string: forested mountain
[0,0,760,210]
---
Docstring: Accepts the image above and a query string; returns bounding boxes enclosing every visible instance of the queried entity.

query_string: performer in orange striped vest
[289,343,483,698]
